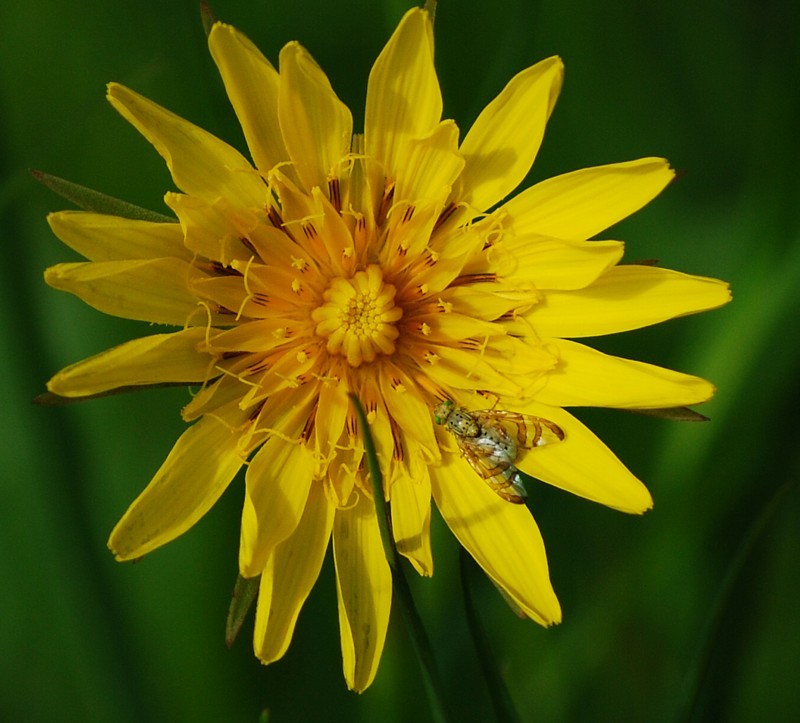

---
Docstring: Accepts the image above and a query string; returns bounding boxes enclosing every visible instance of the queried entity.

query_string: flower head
[44,7,730,691]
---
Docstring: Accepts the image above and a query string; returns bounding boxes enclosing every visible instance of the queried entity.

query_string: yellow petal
[165,193,256,265]
[333,489,392,692]
[512,401,653,513]
[457,57,564,212]
[378,364,439,457]
[208,22,290,173]
[430,456,561,625]
[526,265,732,338]
[501,158,675,240]
[437,285,527,321]
[108,411,245,560]
[107,83,265,208]
[536,338,716,408]
[390,450,433,576]
[407,311,502,342]
[278,41,353,193]
[47,328,212,397]
[393,120,464,208]
[495,235,624,291]
[44,259,204,325]
[314,376,349,472]
[365,7,441,179]
[253,481,334,663]
[205,319,299,354]
[47,211,188,262]
[239,437,316,577]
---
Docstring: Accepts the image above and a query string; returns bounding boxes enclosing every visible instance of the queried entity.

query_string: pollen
[311,264,403,367]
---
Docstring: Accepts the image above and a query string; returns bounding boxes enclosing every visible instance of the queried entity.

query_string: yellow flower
[43,8,730,691]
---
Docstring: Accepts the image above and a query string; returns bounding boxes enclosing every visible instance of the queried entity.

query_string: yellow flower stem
[349,394,452,723]
[460,549,522,723]
[30,169,175,223]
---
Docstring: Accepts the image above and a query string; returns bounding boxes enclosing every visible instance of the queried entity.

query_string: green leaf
[31,169,176,223]
[627,406,710,422]
[225,574,260,648]
[200,1,216,37]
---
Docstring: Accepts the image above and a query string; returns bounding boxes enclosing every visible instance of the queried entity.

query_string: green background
[2,0,798,720]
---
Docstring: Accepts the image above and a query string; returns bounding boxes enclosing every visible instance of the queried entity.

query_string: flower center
[311,265,403,367]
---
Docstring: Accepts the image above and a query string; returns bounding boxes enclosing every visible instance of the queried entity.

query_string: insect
[433,399,565,504]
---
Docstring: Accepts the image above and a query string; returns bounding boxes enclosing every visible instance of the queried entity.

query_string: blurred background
[2,0,798,720]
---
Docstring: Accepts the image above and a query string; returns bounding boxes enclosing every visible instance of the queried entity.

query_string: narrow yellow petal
[44,259,204,325]
[365,7,441,179]
[47,328,212,397]
[411,344,526,397]
[393,120,464,208]
[437,285,527,321]
[165,193,257,265]
[239,437,316,577]
[513,401,653,513]
[205,319,299,354]
[47,211,188,262]
[495,235,624,291]
[108,411,245,560]
[407,312,502,342]
[107,83,266,208]
[278,41,353,193]
[390,456,433,576]
[536,338,716,408]
[209,22,290,173]
[526,265,732,338]
[430,457,561,625]
[333,489,392,692]
[501,158,675,240]
[457,57,564,212]
[378,364,439,458]
[314,377,349,472]
[253,482,334,663]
